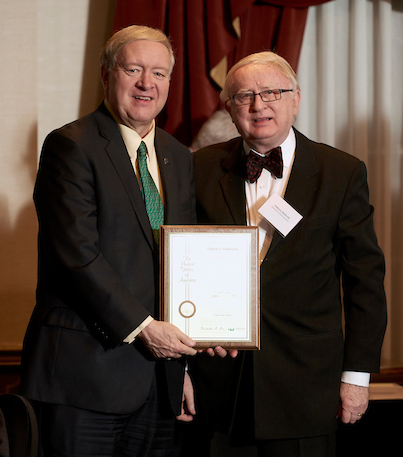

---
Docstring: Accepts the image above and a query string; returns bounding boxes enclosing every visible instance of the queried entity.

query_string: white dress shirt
[245,128,295,264]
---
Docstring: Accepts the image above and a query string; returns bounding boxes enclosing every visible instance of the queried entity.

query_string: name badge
[258,193,303,237]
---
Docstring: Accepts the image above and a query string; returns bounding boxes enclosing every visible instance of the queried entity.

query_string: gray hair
[220,51,300,104]
[100,25,175,75]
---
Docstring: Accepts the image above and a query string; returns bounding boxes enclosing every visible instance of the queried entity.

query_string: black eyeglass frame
[231,89,294,106]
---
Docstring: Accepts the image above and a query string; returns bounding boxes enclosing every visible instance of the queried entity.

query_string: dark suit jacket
[191,129,387,440]
[20,102,196,416]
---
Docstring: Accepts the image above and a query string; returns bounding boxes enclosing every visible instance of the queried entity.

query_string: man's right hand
[138,319,197,359]
[200,346,238,358]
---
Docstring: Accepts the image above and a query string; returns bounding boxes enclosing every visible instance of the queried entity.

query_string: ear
[100,65,109,92]
[224,101,236,124]
[292,89,301,116]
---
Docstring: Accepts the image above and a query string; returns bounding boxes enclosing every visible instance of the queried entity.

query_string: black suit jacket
[192,129,387,440]
[20,102,196,415]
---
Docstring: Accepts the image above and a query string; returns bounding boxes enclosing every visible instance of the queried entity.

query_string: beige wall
[0,0,116,350]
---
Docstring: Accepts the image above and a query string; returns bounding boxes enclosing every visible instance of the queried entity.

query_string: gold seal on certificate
[179,301,196,318]
[160,225,260,350]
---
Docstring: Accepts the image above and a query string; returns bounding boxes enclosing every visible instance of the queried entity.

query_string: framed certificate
[160,225,260,349]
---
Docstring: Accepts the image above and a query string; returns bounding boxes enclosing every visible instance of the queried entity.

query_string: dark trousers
[34,375,175,457]
[256,434,336,457]
[175,422,336,457]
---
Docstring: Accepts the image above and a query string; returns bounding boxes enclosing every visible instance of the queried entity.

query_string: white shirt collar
[104,99,156,157]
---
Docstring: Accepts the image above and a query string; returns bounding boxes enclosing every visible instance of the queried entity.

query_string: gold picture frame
[160,225,260,350]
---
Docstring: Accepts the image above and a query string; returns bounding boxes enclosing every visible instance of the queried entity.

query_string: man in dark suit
[190,51,387,457]
[20,25,202,457]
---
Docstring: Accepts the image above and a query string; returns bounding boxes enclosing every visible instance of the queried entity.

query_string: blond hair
[100,25,175,75]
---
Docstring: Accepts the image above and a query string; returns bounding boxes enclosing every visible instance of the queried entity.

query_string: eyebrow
[235,85,276,93]
[122,60,169,70]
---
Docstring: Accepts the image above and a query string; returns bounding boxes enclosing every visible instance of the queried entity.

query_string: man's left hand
[339,382,369,424]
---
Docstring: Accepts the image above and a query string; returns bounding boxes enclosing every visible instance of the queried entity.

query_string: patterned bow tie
[245,147,283,183]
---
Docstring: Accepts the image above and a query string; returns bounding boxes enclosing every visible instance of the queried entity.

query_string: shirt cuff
[341,371,370,387]
[123,316,154,344]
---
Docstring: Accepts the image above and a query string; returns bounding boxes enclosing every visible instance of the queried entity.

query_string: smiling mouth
[134,95,152,101]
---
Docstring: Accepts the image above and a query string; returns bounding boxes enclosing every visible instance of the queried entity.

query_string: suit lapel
[284,130,319,207]
[268,129,319,252]
[219,139,247,225]
[154,128,176,224]
[93,103,155,249]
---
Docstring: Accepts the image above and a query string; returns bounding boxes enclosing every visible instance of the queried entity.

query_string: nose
[136,70,153,90]
[250,93,266,111]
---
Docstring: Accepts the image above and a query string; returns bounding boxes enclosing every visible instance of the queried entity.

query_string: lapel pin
[164,158,170,164]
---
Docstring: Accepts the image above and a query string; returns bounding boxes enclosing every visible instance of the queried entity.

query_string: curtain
[294,0,403,366]
[113,0,331,146]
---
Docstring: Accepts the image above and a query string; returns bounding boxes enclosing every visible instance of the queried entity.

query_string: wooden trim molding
[372,367,403,385]
[0,350,22,366]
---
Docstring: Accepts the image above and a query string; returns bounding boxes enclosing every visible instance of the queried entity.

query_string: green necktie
[137,141,164,244]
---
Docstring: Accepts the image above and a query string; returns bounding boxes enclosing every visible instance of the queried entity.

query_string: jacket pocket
[45,306,89,332]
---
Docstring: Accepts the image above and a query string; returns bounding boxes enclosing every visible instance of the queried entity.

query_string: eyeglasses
[231,89,294,106]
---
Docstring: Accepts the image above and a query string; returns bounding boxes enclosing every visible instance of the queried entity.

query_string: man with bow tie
[189,51,387,457]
